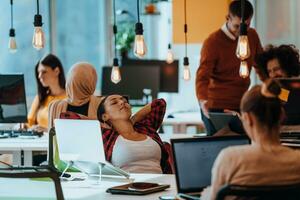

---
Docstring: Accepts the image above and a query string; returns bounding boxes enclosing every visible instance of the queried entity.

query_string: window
[54,0,109,93]
[0,0,50,97]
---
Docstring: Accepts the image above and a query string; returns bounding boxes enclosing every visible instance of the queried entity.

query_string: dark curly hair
[255,44,300,78]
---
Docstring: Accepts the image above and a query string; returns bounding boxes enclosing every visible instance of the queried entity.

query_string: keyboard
[0,130,43,138]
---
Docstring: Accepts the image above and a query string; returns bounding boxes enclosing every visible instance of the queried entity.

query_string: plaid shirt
[101,98,172,174]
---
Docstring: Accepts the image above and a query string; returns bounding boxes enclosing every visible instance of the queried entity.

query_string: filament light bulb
[183,57,191,81]
[134,22,147,58]
[8,29,17,53]
[236,35,250,60]
[134,35,147,58]
[111,58,121,84]
[166,44,174,64]
[239,60,249,78]
[236,22,250,60]
[32,26,45,50]
[32,14,45,50]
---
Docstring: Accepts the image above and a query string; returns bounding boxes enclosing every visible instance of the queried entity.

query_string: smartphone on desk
[107,182,170,195]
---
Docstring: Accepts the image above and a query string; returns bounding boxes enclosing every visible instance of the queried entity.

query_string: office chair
[0,167,64,200]
[215,183,300,200]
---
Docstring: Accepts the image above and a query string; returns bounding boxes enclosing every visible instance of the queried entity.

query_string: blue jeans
[200,108,217,136]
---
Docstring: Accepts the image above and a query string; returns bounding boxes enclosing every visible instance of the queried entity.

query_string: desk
[0,136,48,166]
[0,173,177,200]
[163,112,204,133]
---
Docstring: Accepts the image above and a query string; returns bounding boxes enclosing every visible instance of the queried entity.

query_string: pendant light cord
[241,0,245,23]
[10,0,13,28]
[184,0,188,57]
[137,0,140,23]
[113,0,117,58]
[37,0,40,15]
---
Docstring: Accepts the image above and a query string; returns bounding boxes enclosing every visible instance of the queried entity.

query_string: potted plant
[116,22,135,59]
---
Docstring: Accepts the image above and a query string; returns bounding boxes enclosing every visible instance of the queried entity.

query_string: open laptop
[54,119,130,178]
[276,78,300,125]
[171,136,250,197]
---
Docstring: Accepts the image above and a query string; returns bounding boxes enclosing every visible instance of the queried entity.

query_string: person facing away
[255,44,300,78]
[48,62,102,171]
[195,0,265,135]
[48,61,101,129]
[27,54,66,133]
[97,95,172,174]
[201,79,300,200]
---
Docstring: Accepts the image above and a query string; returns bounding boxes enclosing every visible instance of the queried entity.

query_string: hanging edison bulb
[166,44,174,64]
[111,58,121,84]
[236,23,250,60]
[32,12,45,50]
[239,60,249,78]
[134,22,147,58]
[33,26,45,50]
[8,29,17,53]
[236,35,250,60]
[183,57,191,81]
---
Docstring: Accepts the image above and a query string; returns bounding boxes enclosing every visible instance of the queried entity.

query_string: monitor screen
[0,74,27,123]
[122,59,179,92]
[277,78,300,125]
[101,66,160,105]
[172,136,249,193]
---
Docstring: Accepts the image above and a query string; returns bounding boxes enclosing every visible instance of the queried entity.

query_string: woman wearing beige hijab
[48,62,102,171]
[48,62,101,129]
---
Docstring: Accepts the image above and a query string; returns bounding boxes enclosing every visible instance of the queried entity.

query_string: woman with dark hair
[97,95,172,174]
[27,54,66,132]
[202,79,300,200]
[256,44,300,78]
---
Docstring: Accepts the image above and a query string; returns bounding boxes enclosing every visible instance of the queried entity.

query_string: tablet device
[208,112,235,131]
[106,182,170,195]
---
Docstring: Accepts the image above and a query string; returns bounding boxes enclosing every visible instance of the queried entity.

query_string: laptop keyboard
[0,130,43,138]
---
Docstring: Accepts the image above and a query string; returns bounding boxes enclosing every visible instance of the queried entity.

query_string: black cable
[137,0,140,23]
[241,0,245,23]
[184,0,187,57]
[113,0,117,58]
[10,0,13,28]
[37,0,39,15]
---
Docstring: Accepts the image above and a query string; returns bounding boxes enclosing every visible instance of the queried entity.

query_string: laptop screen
[276,78,300,125]
[171,136,249,193]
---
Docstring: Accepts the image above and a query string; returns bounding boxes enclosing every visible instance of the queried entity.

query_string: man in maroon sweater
[196,0,264,135]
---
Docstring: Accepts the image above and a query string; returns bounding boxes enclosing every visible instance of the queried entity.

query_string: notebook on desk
[54,119,130,178]
[171,136,250,197]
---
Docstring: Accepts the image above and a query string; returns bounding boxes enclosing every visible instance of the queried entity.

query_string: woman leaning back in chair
[201,79,300,200]
[97,95,172,174]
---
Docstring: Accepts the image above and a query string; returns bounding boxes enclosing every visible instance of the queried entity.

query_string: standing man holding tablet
[196,0,264,135]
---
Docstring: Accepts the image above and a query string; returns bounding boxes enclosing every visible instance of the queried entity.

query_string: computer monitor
[277,78,300,125]
[0,74,27,123]
[171,136,250,194]
[101,66,160,105]
[122,59,179,92]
